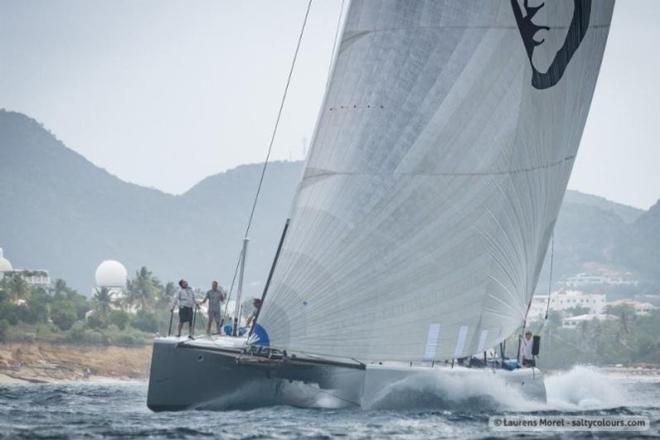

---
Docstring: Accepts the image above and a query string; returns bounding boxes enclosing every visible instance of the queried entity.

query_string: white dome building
[0,248,13,273]
[95,260,128,288]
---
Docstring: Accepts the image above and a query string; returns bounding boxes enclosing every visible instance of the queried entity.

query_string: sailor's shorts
[208,309,222,322]
[179,306,193,323]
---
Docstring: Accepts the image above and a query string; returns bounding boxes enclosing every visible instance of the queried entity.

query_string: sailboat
[147,0,614,411]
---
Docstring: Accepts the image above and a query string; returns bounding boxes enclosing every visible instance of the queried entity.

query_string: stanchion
[167,309,174,336]
[191,306,198,338]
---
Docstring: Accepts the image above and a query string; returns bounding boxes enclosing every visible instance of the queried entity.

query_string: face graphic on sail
[511,0,591,89]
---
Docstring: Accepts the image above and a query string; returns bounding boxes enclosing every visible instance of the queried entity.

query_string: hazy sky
[1,0,659,209]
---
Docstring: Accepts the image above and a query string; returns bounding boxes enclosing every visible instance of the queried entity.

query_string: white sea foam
[200,365,653,412]
[366,369,534,411]
[544,365,632,411]
[278,381,354,409]
[203,378,357,410]
[365,365,649,412]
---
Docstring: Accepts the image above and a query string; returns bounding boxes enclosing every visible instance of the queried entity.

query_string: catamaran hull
[147,338,546,411]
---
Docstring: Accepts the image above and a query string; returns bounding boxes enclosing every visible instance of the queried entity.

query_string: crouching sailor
[245,298,262,327]
[171,279,196,338]
[520,330,536,367]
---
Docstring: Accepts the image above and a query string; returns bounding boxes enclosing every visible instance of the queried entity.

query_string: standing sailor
[171,279,196,338]
[198,281,227,335]
[520,330,535,367]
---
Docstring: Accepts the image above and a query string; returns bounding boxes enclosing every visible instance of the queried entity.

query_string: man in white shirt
[520,330,535,367]
[170,279,196,338]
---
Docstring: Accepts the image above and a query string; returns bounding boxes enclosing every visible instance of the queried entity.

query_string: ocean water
[0,366,657,439]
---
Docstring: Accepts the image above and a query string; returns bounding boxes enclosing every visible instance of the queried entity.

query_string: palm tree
[94,287,114,316]
[125,267,159,312]
[606,304,636,334]
[54,279,67,295]
[53,278,78,299]
[7,273,30,302]
[156,282,177,309]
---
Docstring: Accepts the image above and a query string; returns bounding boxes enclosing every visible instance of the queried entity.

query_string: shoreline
[2,341,659,385]
[0,372,145,384]
[0,342,152,384]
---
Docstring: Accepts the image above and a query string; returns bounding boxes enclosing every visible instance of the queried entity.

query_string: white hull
[147,337,546,411]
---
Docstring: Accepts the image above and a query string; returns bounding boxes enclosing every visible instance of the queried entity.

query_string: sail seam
[304,154,575,179]
[348,24,610,34]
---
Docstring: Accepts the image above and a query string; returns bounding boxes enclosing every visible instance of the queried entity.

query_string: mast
[248,218,290,338]
[233,237,249,336]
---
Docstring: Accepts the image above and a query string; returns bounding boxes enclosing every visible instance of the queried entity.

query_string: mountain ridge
[1,110,658,292]
[0,110,299,292]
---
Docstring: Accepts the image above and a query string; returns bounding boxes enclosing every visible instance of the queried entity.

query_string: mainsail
[257,0,614,362]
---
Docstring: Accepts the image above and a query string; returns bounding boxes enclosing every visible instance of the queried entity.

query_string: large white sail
[257,0,614,362]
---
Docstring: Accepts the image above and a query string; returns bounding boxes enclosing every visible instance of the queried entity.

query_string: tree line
[2,267,658,367]
[527,304,660,367]
[0,267,206,345]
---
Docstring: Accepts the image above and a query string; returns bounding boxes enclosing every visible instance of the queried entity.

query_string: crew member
[245,298,262,327]
[520,330,535,367]
[198,281,227,335]
[171,279,196,338]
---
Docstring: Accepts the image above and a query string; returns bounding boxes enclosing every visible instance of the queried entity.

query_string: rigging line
[326,0,345,80]
[545,233,555,320]
[248,218,290,337]
[222,0,313,316]
[221,248,242,320]
[533,232,555,334]
[243,0,313,240]
[518,232,556,358]
[518,263,541,360]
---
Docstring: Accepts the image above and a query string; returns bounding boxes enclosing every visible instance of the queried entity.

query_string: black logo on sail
[511,0,591,89]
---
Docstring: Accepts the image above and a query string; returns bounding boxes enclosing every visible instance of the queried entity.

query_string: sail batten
[258,0,614,362]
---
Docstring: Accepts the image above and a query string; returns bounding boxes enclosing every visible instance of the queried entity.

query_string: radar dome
[95,260,128,288]
[0,248,13,272]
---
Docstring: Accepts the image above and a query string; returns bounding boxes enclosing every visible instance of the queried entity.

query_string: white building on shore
[528,289,607,321]
[0,247,51,290]
[564,272,639,288]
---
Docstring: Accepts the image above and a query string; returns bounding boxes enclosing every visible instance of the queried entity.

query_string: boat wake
[366,366,643,413]
[196,365,651,413]
[544,365,633,411]
[199,379,358,410]
[366,370,532,412]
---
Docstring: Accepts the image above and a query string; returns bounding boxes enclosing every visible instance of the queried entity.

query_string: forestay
[257,0,614,362]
